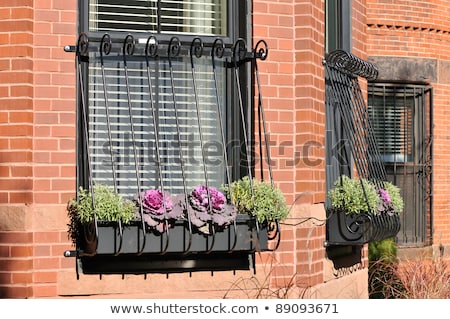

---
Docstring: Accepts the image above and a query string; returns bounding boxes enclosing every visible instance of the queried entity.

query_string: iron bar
[189,37,216,253]
[211,38,238,252]
[167,36,193,253]
[144,35,174,254]
[76,33,98,257]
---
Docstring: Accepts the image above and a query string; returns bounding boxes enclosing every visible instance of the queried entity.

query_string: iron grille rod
[233,38,267,247]
[253,39,280,251]
[76,33,98,257]
[190,37,216,253]
[167,36,193,253]
[99,34,118,191]
[122,34,146,255]
[233,39,257,231]
[99,33,125,256]
[211,38,238,252]
[144,35,180,254]
[254,39,273,186]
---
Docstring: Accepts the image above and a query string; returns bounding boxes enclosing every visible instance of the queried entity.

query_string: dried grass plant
[370,255,450,299]
[222,252,309,299]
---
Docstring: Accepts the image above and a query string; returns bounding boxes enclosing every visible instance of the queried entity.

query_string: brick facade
[366,0,450,249]
[1,0,445,298]
[0,0,76,298]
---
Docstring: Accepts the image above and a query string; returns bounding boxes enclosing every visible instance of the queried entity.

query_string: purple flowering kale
[377,188,394,214]
[142,189,173,215]
[135,189,183,233]
[379,188,391,205]
[174,186,236,234]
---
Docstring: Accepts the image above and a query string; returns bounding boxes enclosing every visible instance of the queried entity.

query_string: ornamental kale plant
[377,187,394,214]
[382,181,404,213]
[135,189,184,233]
[376,181,404,215]
[172,185,237,234]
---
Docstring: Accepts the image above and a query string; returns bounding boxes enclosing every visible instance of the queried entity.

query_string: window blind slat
[89,0,226,35]
[88,51,226,195]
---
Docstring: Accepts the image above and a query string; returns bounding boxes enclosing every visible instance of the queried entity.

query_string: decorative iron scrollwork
[325,209,401,246]
[325,50,378,81]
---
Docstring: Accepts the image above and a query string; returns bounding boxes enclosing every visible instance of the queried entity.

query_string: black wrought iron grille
[69,33,278,274]
[324,50,401,246]
[368,84,433,247]
[76,32,271,204]
[325,50,386,190]
[86,38,228,197]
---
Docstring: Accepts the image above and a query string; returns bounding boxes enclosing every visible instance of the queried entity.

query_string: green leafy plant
[328,175,379,214]
[368,238,403,299]
[222,176,289,223]
[66,184,136,244]
[369,237,398,264]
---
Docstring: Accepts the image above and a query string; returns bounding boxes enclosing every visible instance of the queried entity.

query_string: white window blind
[89,0,227,35]
[86,0,229,198]
[368,86,414,163]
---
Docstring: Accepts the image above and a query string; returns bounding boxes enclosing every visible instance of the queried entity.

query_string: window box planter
[79,214,268,256]
[326,175,403,246]
[72,215,271,275]
[66,183,281,275]
[325,209,401,246]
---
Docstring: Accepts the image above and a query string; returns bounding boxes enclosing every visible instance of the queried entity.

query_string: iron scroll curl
[325,50,378,81]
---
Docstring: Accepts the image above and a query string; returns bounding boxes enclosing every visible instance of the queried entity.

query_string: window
[77,1,249,197]
[368,83,433,246]
[368,86,415,163]
[87,0,227,35]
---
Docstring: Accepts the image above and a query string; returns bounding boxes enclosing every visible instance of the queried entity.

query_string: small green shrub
[328,175,379,214]
[67,184,136,244]
[68,184,136,223]
[369,237,398,264]
[222,176,289,223]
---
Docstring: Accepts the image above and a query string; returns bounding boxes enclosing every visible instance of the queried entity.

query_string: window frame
[324,0,353,205]
[325,0,351,54]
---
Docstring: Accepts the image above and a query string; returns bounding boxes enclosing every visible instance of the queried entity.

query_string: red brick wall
[0,0,76,298]
[0,1,33,205]
[0,0,375,298]
[253,0,368,291]
[0,0,34,298]
[253,0,325,206]
[366,0,450,246]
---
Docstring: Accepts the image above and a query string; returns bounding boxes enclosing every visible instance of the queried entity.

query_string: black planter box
[325,209,401,246]
[79,214,268,255]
